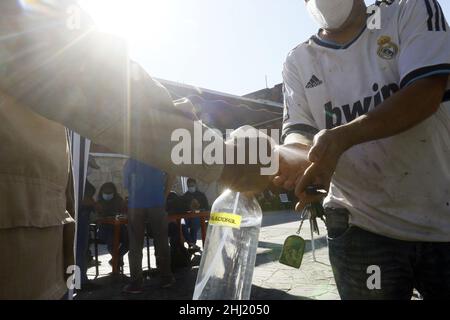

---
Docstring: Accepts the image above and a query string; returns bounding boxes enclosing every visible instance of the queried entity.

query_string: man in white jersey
[274,0,450,299]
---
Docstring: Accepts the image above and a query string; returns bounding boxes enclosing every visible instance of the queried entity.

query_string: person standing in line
[123,159,176,293]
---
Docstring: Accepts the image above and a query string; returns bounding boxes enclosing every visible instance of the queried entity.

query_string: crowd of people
[75,159,212,294]
[2,0,450,300]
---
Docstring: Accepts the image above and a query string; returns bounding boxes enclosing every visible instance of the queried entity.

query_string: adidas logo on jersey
[325,82,399,129]
[305,75,323,89]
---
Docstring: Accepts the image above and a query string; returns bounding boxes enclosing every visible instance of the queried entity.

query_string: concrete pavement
[75,210,339,300]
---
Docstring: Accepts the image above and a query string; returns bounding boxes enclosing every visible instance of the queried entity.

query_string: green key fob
[279,235,306,269]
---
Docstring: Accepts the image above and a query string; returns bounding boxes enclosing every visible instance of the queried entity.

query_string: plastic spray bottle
[193,190,262,300]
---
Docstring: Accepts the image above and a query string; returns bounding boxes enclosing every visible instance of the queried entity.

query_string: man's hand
[271,143,311,191]
[220,130,313,193]
[219,126,277,193]
[295,129,349,211]
[219,143,272,193]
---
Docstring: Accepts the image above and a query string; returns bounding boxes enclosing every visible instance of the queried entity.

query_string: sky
[81,0,450,96]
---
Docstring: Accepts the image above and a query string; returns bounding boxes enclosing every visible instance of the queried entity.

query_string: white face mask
[102,193,114,201]
[306,0,354,30]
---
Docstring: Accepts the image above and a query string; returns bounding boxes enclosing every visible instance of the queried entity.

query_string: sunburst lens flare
[79,0,173,45]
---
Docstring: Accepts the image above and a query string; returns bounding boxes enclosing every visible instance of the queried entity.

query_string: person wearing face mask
[274,0,450,299]
[96,182,129,267]
[180,178,210,252]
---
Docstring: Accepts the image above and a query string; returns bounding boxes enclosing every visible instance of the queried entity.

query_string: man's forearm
[334,76,448,151]
[0,16,224,183]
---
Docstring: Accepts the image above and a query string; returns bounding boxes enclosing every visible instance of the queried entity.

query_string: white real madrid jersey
[282,0,450,242]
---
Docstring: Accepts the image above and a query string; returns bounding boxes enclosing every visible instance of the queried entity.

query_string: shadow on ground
[75,252,310,300]
[255,237,327,267]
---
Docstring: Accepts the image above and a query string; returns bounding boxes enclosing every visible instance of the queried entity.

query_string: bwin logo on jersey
[325,83,399,129]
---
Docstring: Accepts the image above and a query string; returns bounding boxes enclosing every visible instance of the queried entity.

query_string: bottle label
[209,212,242,229]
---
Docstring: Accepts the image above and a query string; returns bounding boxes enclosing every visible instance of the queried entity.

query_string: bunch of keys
[279,185,327,268]
[303,185,327,235]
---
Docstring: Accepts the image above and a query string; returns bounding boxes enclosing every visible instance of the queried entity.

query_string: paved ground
[75,210,339,300]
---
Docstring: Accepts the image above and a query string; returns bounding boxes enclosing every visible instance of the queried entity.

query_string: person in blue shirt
[122,159,175,294]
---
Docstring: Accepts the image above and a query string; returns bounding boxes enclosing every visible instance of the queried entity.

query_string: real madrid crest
[377,36,398,60]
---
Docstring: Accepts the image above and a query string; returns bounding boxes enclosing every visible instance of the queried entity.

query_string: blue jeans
[326,207,450,300]
[182,217,200,245]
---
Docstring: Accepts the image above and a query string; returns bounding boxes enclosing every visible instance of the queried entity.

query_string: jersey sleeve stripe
[400,64,450,88]
[425,0,435,31]
[432,0,442,31]
[282,124,319,143]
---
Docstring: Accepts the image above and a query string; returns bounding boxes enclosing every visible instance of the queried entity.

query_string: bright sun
[79,0,172,44]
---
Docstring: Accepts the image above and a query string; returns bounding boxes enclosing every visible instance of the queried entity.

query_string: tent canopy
[91,79,284,154]
[158,79,284,132]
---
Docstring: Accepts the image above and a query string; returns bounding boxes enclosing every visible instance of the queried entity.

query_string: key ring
[296,206,309,235]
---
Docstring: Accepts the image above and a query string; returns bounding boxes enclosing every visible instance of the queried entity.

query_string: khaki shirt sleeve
[0,12,224,183]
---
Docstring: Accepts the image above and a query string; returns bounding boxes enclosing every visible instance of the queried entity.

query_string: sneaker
[122,283,144,294]
[160,275,176,289]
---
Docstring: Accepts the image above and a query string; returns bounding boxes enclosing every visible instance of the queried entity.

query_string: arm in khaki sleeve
[0,14,224,183]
